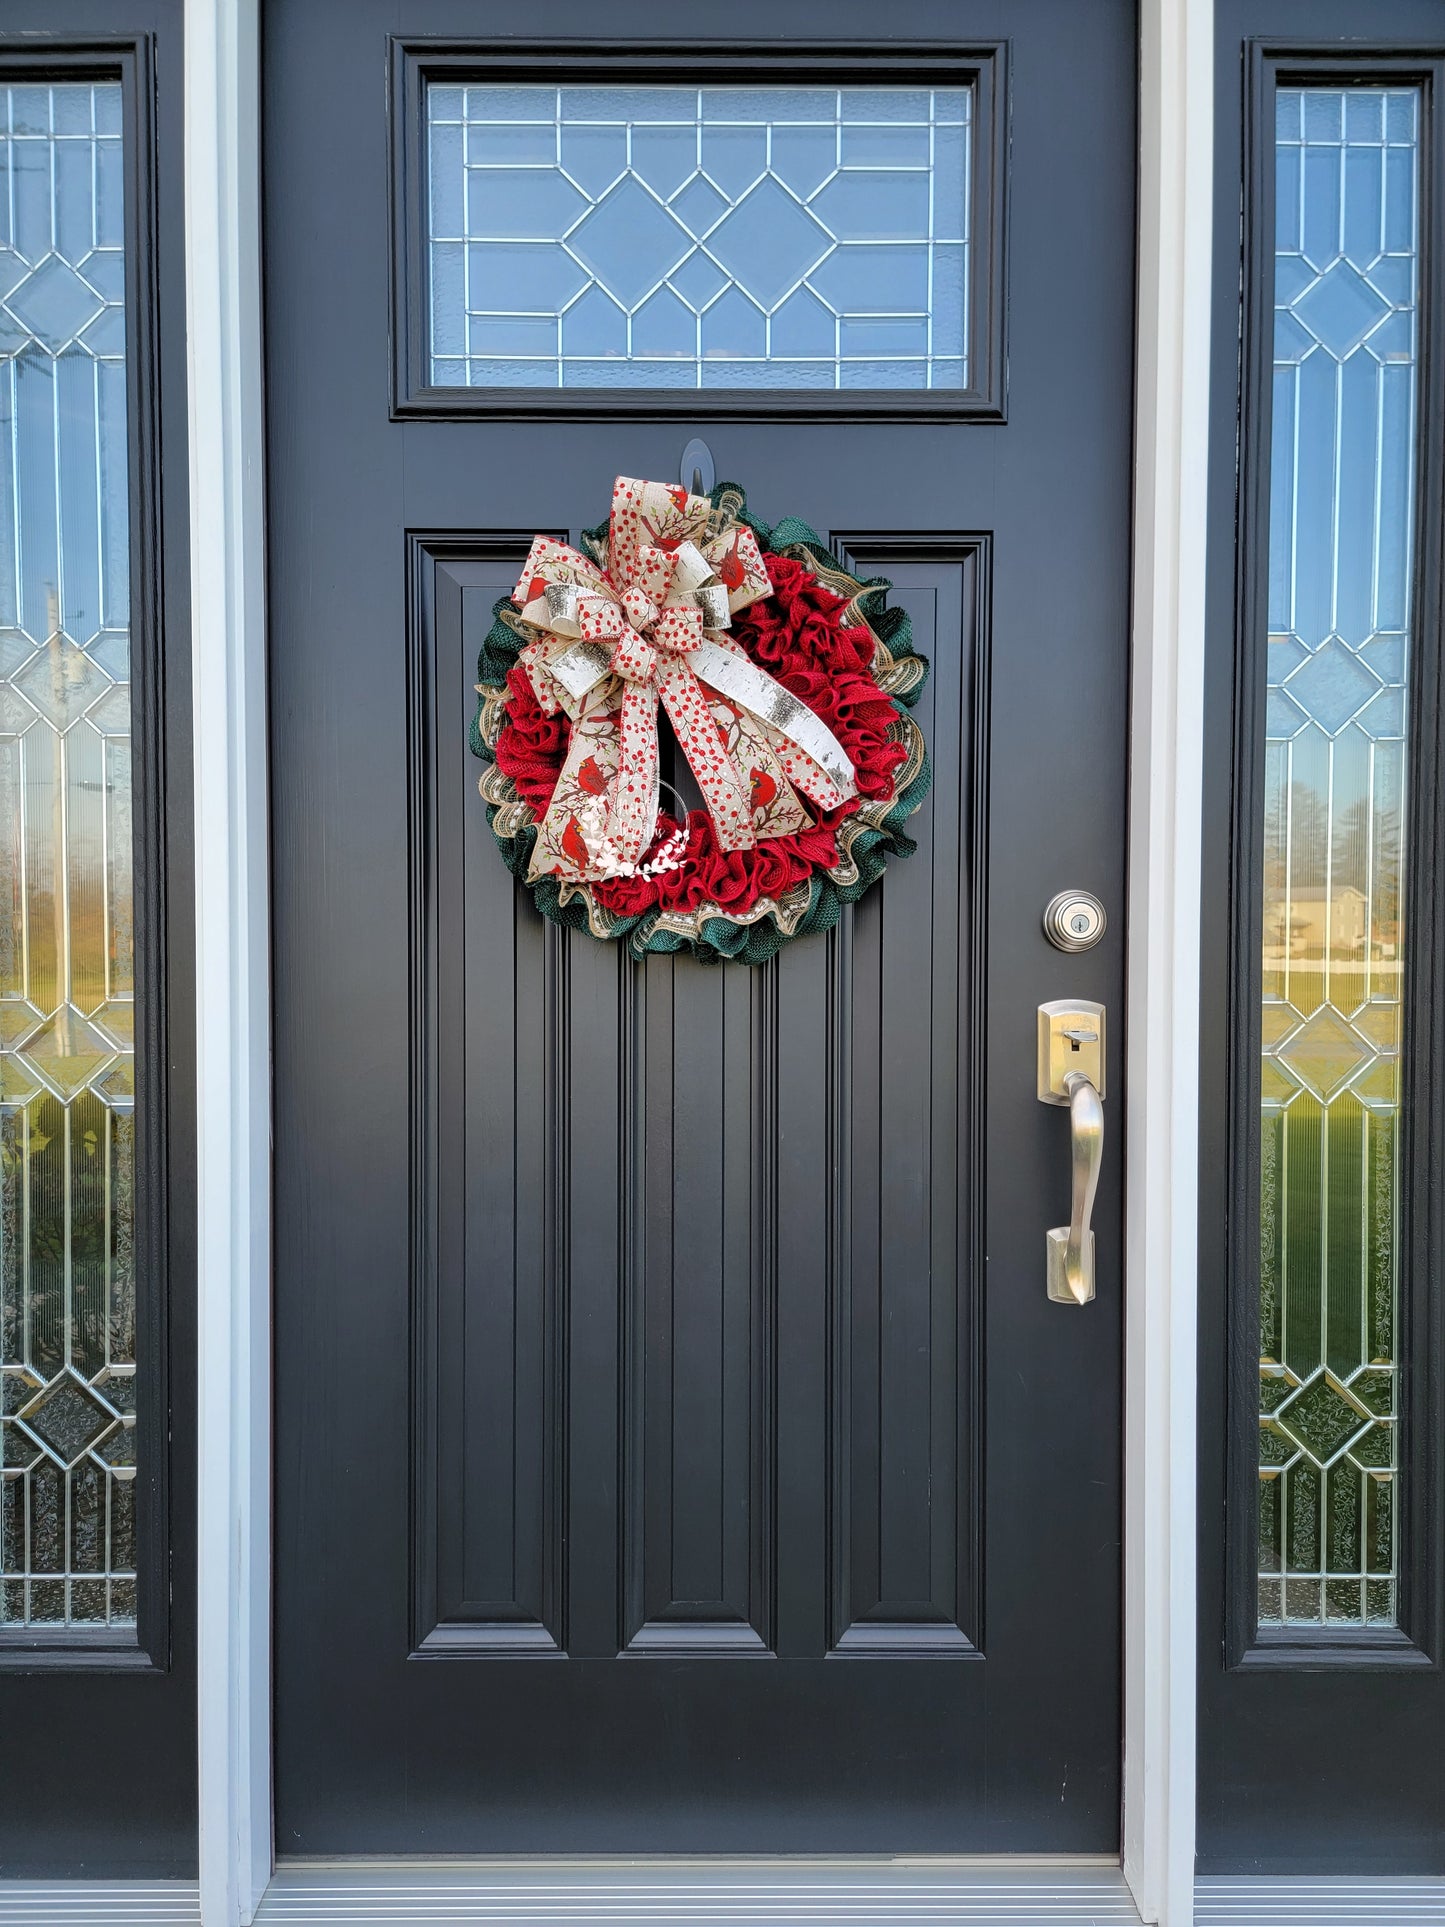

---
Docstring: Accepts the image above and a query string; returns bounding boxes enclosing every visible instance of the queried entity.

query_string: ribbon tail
[686,638,856,811]
[656,660,756,854]
[604,682,662,863]
[761,734,851,814]
[518,637,564,715]
[529,692,621,884]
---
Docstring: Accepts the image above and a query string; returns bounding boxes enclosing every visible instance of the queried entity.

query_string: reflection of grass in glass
[1258,1080,1398,1624]
[1259,830,1400,1625]
[2,1092,137,1626]
[1,1098,134,1442]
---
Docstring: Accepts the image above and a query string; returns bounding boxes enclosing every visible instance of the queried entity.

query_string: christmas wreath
[472,475,930,965]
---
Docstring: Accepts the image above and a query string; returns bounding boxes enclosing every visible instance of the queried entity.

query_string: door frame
[184,0,1213,1920]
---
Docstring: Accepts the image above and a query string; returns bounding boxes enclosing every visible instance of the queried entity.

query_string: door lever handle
[1037,1000,1106,1306]
[1051,1072,1103,1304]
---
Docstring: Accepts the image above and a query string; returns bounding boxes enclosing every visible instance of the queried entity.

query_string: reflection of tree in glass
[1262,783,1403,962]
[1334,794,1401,935]
[1,1099,126,1379]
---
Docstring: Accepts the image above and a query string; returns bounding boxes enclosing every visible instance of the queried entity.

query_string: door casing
[184,1,1211,1920]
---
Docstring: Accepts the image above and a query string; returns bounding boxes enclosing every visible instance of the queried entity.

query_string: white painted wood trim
[1123,3,1214,1925]
[184,2,272,1924]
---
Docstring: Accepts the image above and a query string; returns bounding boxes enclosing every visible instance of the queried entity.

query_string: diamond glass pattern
[20,1371,116,1467]
[1257,87,1417,1630]
[1272,1370,1372,1466]
[0,82,138,1630]
[427,85,970,390]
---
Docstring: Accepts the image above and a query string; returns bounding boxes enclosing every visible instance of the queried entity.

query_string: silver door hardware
[1037,999,1105,1306]
[680,436,715,497]
[1043,889,1107,952]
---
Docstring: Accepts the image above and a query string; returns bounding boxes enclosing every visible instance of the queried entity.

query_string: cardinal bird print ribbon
[472,477,931,965]
[511,477,857,882]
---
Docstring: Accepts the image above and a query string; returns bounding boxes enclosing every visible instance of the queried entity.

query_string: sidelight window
[1254,84,1420,1631]
[0,79,138,1630]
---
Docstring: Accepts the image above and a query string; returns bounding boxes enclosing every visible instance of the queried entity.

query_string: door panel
[267,0,1135,1855]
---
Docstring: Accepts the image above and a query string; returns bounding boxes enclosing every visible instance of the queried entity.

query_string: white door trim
[184,1,272,1923]
[1122,2,1213,1924]
[183,3,1212,1923]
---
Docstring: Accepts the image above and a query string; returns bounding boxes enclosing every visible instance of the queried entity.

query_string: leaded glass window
[0,80,137,1628]
[425,84,971,390]
[1257,85,1419,1629]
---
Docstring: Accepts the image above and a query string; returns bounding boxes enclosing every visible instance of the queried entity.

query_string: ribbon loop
[610,626,656,686]
[620,584,660,635]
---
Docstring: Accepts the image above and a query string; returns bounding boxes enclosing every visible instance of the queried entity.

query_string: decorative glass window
[1257,85,1419,1629]
[0,80,138,1628]
[425,84,971,390]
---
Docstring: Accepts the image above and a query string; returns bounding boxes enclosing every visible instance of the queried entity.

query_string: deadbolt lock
[1043,889,1107,952]
[1037,998,1106,1104]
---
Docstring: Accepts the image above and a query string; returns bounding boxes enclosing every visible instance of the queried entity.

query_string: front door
[266,0,1135,1855]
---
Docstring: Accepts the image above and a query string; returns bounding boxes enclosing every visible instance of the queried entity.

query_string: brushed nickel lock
[1043,889,1107,952]
[1037,999,1106,1305]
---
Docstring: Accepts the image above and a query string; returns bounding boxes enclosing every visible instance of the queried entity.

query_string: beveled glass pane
[0,80,137,1630]
[1258,85,1418,1629]
[425,83,971,390]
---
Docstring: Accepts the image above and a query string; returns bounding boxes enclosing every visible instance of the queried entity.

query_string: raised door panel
[413,535,984,1667]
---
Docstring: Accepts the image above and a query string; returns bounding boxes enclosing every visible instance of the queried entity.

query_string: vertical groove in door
[563,936,626,1658]
[827,913,856,1655]
[622,954,776,1654]
[751,958,781,1655]
[416,546,570,1657]
[540,915,571,1652]
[618,954,646,1651]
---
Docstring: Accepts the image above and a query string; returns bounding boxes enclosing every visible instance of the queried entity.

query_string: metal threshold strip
[1194,1879,1445,1924]
[3,1861,1137,1927]
[3,1869,1443,1924]
[266,1861,1140,1925]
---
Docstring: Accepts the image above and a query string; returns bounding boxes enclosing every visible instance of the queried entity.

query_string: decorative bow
[512,477,857,884]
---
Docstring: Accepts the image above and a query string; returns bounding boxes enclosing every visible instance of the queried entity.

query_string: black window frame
[1218,36,1445,1677]
[389,38,1008,423]
[0,34,175,1676]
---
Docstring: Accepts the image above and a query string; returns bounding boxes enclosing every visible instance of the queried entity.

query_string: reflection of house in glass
[1266,885,1367,959]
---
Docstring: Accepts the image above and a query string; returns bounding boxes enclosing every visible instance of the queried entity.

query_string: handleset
[1037,1000,1106,1305]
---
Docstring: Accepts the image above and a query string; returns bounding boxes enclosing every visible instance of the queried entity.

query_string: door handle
[1037,1000,1106,1306]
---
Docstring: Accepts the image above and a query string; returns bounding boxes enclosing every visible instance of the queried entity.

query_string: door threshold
[275,1853,1125,1869]
[1194,1877,1445,1924]
[257,1860,1143,1924]
[5,1871,1443,1925]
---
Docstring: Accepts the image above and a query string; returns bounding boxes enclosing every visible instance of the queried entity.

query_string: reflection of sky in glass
[426,85,972,391]
[1257,87,1417,1631]
[0,81,139,1629]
